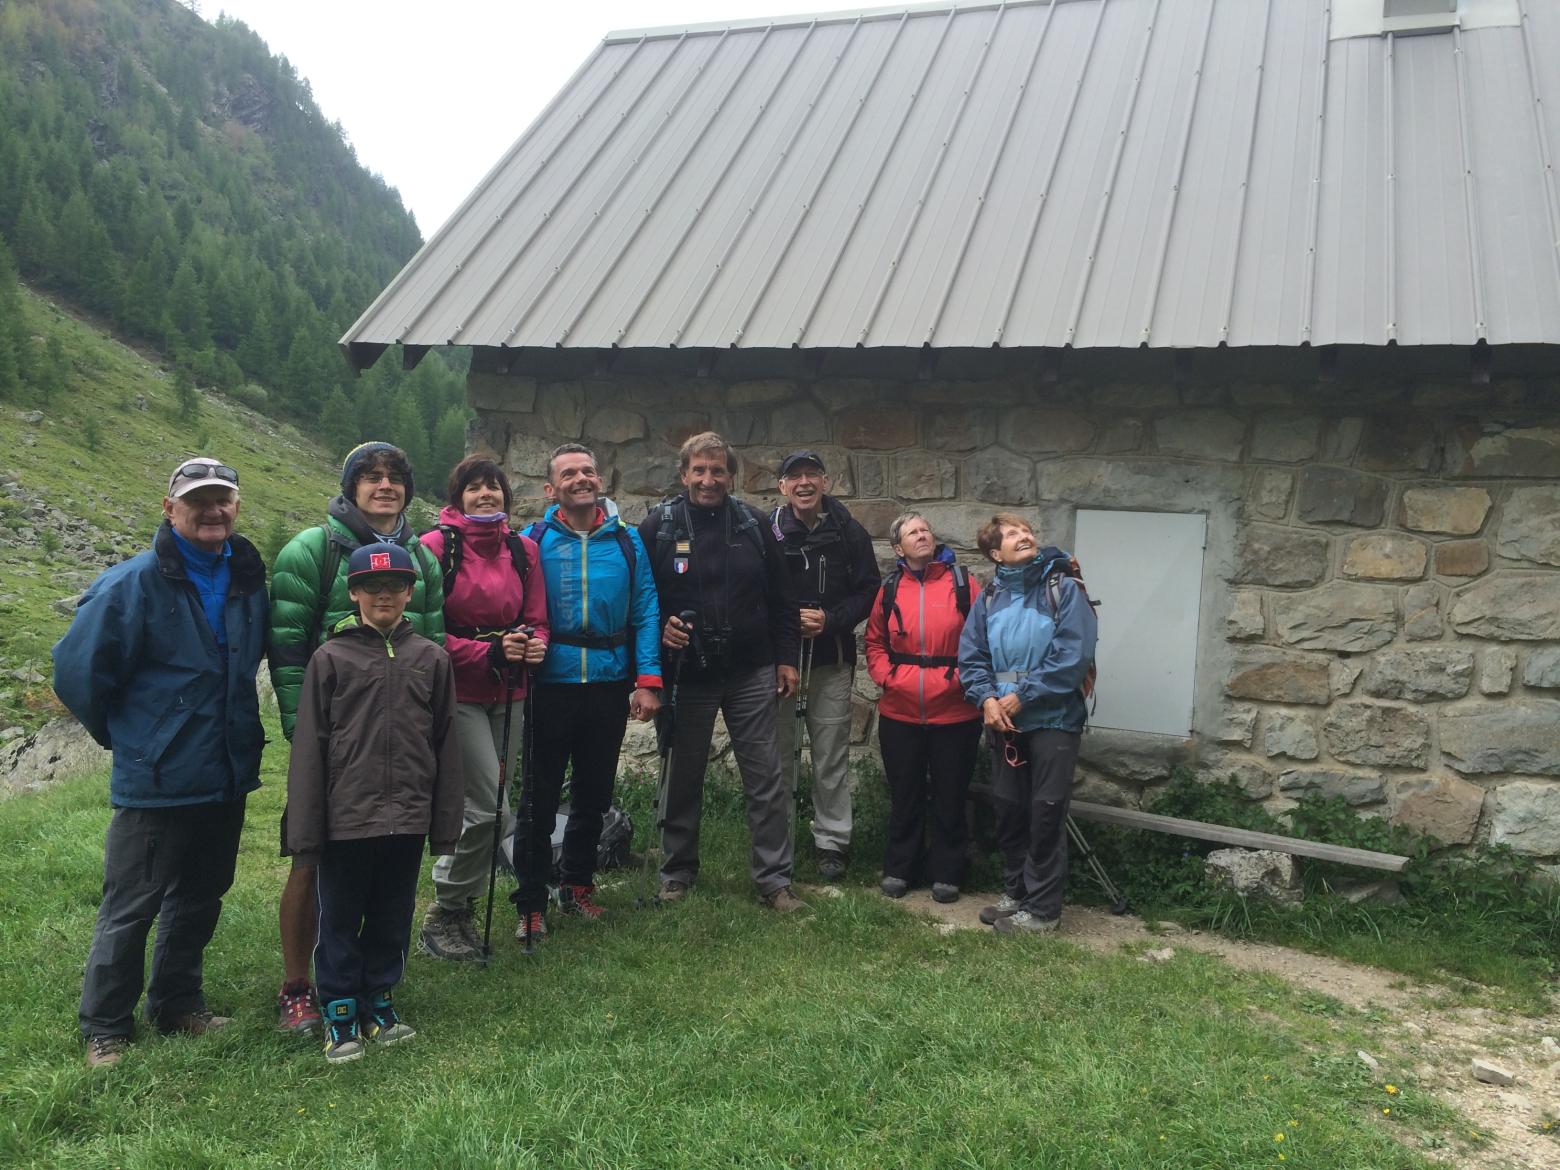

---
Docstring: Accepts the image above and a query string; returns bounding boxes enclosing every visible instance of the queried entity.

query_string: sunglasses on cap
[171,462,239,487]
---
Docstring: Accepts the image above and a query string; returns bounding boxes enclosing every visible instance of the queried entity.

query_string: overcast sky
[206,1,814,241]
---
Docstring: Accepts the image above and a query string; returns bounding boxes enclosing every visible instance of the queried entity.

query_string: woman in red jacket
[417,456,549,959]
[865,513,981,903]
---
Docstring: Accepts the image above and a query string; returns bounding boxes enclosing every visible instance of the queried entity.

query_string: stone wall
[468,368,1560,860]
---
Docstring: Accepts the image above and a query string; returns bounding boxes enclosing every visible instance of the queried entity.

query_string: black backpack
[880,561,973,680]
[880,561,972,639]
[433,523,530,598]
[650,496,768,580]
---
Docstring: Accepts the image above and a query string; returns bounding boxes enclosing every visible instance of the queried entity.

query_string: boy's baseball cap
[346,543,417,585]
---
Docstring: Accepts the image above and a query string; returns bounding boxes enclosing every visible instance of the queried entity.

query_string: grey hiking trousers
[775,658,854,853]
[660,664,793,896]
[431,701,520,912]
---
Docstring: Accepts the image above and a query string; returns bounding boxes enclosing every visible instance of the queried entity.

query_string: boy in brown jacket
[286,543,462,1063]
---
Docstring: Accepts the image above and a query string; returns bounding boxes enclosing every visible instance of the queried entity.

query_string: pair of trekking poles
[482,626,540,963]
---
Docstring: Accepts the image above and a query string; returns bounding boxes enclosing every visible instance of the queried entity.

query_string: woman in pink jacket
[864,513,981,904]
[417,456,549,959]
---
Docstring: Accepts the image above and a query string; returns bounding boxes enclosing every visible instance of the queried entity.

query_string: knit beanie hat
[340,441,414,500]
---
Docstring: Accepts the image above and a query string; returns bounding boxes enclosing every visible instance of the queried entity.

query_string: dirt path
[893,889,1560,1170]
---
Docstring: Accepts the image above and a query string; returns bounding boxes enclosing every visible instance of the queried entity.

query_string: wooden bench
[968,784,1411,874]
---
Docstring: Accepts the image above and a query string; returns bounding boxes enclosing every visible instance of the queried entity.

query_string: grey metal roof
[343,0,1560,358]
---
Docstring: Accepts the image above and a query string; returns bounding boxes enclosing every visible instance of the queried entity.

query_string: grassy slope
[0,285,340,729]
[0,736,1473,1170]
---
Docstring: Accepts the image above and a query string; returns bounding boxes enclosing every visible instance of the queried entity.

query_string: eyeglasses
[172,462,238,487]
[1002,732,1028,769]
[359,472,406,486]
[353,578,411,595]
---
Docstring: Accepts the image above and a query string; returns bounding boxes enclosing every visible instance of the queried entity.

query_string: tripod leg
[1067,816,1129,915]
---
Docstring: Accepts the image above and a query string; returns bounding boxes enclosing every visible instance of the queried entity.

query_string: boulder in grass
[1204,848,1302,905]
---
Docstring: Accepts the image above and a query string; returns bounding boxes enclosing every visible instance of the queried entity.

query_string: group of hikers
[52,430,1098,1067]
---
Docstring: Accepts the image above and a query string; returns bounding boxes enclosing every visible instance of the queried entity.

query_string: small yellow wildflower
[1273,1133,1285,1143]
[1288,1120,1298,1128]
[1278,1155,1286,1163]
[1382,1108,1391,1116]
[1159,1135,1167,1142]
[1384,1084,1398,1095]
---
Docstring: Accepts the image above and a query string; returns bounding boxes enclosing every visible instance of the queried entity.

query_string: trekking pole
[480,632,526,966]
[791,620,816,851]
[515,630,540,955]
[1066,815,1129,915]
[638,610,697,909]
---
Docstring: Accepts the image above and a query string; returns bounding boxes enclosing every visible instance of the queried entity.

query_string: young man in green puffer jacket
[266,441,444,1035]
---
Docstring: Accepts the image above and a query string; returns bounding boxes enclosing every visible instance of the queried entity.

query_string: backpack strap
[504,531,530,588]
[305,524,347,651]
[879,568,905,640]
[952,563,971,618]
[435,523,462,598]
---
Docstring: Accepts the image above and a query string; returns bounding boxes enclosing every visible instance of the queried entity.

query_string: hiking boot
[86,1034,129,1069]
[559,884,605,919]
[880,876,909,899]
[932,882,960,904]
[419,904,480,961]
[763,886,810,913]
[459,898,484,952]
[515,911,548,944]
[322,999,364,1064]
[157,1009,232,1036]
[978,894,1021,926]
[816,849,847,881]
[993,910,1059,935]
[363,990,415,1046]
[276,980,321,1034]
[657,879,690,904]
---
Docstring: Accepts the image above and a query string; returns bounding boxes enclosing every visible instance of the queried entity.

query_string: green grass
[0,729,1472,1169]
[0,287,339,729]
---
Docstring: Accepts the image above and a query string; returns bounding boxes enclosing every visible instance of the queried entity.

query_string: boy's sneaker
[978,894,1021,926]
[559,884,605,919]
[763,886,810,913]
[322,998,364,1064]
[515,911,548,944]
[86,1034,129,1068]
[277,981,322,1034]
[816,849,848,881]
[993,910,1059,935]
[363,990,415,1046]
[880,876,909,899]
[419,904,480,961]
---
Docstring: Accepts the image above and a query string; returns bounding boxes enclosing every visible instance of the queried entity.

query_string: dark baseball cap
[778,450,826,477]
[347,542,417,585]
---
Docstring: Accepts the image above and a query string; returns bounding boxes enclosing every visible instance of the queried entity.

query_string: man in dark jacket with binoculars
[639,432,805,912]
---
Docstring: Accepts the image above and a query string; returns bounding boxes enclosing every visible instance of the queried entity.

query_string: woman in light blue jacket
[958,512,1097,936]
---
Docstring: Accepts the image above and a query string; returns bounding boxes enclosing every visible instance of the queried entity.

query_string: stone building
[345,1,1560,859]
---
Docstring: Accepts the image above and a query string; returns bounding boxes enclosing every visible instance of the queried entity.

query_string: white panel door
[1072,509,1207,737]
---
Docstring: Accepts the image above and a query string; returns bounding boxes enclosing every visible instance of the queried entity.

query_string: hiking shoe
[993,910,1059,935]
[816,849,847,881]
[559,884,605,919]
[978,894,1021,926]
[932,882,960,904]
[276,980,321,1034]
[880,876,909,899]
[322,999,364,1064]
[763,886,810,913]
[86,1034,129,1069]
[459,898,484,952]
[363,990,415,1046]
[657,879,690,904]
[515,911,548,944]
[157,1009,232,1036]
[419,904,480,961]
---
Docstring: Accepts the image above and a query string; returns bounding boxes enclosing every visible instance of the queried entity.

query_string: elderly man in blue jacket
[958,512,1097,937]
[53,457,268,1068]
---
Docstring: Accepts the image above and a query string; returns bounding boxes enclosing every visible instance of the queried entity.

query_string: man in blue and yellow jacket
[515,442,661,922]
[53,457,267,1068]
[958,512,1097,937]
